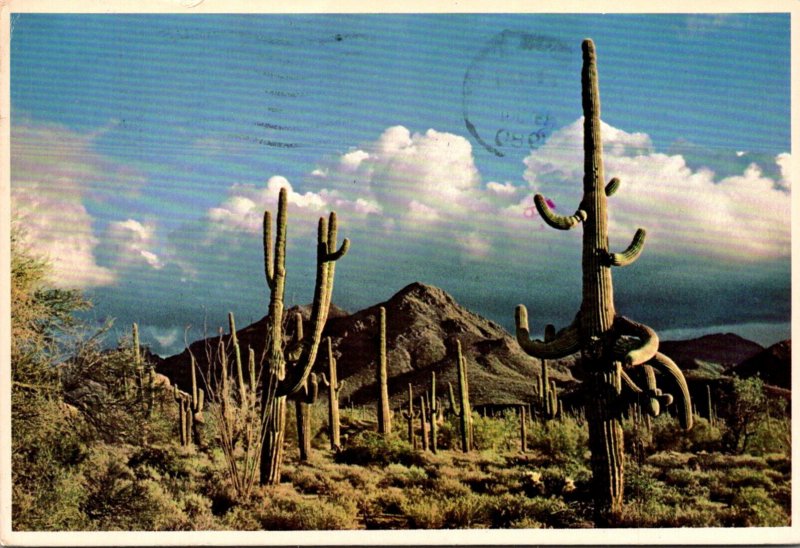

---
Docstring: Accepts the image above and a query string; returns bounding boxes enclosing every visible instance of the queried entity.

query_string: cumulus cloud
[523,118,791,262]
[11,121,122,288]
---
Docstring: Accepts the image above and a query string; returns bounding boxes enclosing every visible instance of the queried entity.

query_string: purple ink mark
[522,197,556,219]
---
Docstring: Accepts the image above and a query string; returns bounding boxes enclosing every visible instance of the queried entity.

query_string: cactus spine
[259,187,349,485]
[402,383,420,447]
[320,337,345,450]
[515,39,692,523]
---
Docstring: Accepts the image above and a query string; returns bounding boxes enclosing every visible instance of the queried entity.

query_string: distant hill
[158,282,577,409]
[732,340,791,390]
[659,333,764,375]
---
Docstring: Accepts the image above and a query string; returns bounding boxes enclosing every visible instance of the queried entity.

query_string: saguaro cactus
[376,307,392,435]
[259,187,349,485]
[514,39,692,523]
[427,371,439,454]
[447,340,473,452]
[420,394,430,452]
[520,405,528,452]
[294,373,319,462]
[402,383,420,447]
[320,337,345,450]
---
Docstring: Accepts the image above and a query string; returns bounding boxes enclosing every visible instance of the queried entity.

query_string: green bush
[526,417,589,462]
[728,487,789,527]
[256,488,359,530]
[334,431,425,467]
[471,412,518,453]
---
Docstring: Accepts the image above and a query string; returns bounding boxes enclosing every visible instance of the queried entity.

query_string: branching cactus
[173,356,205,447]
[402,383,420,447]
[376,307,392,435]
[514,39,692,523]
[259,187,349,485]
[447,340,473,452]
[320,337,345,450]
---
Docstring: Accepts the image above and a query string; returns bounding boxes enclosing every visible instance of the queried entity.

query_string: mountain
[658,333,764,375]
[158,282,575,409]
[732,340,791,390]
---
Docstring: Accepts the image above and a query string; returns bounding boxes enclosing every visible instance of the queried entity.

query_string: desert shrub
[400,487,490,529]
[380,463,429,489]
[334,431,425,467]
[471,412,518,453]
[684,416,724,453]
[79,444,189,530]
[526,416,589,462]
[256,489,359,530]
[484,493,585,529]
[727,487,789,527]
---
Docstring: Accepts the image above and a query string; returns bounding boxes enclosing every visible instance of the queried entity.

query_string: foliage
[471,411,518,453]
[334,431,426,467]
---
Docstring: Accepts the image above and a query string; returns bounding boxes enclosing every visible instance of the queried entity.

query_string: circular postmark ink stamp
[463,31,576,158]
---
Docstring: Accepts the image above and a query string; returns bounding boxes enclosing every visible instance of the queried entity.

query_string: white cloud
[105,219,164,270]
[523,118,791,262]
[340,149,370,171]
[11,121,122,288]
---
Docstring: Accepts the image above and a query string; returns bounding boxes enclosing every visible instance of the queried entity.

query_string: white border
[1,1,797,545]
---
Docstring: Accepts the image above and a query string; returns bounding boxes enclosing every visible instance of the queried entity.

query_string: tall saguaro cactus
[376,307,392,435]
[259,187,349,485]
[515,39,692,523]
[320,337,345,450]
[447,340,473,452]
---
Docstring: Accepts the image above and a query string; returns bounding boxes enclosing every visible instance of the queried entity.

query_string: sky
[9,13,792,356]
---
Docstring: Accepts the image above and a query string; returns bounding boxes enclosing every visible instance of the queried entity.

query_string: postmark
[462,30,574,158]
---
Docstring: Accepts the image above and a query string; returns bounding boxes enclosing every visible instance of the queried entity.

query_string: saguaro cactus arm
[647,352,693,430]
[534,194,587,230]
[613,316,659,367]
[278,215,349,398]
[604,177,621,197]
[607,229,647,267]
[515,305,581,359]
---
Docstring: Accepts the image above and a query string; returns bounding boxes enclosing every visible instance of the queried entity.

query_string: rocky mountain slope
[158,282,577,409]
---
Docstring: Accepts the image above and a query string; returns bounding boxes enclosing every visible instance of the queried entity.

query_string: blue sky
[10,13,791,355]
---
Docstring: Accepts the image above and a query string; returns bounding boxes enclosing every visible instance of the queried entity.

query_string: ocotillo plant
[320,337,345,450]
[402,383,420,447]
[447,340,473,452]
[515,39,692,523]
[259,187,349,485]
[376,307,392,435]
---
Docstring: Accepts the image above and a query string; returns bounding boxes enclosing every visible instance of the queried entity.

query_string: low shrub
[334,431,425,467]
